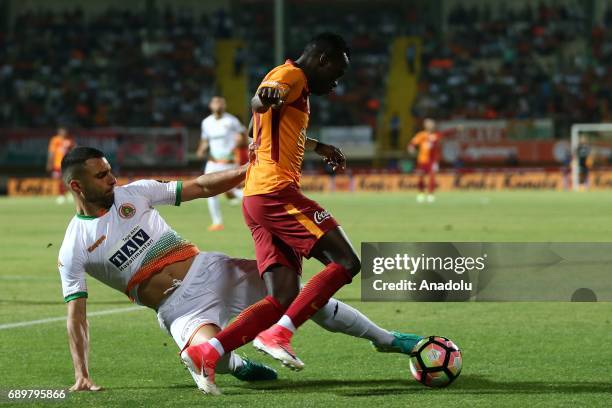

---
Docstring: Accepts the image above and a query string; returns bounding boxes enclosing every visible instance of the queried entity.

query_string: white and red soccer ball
[409,336,462,387]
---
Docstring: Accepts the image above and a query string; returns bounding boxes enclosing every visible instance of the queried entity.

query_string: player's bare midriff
[137,255,196,309]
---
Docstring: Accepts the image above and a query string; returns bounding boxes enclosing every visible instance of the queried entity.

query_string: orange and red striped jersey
[244,60,310,196]
[410,131,441,164]
[48,135,76,171]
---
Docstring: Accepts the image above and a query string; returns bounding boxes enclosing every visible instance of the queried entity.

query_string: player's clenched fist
[257,87,284,109]
[69,377,102,392]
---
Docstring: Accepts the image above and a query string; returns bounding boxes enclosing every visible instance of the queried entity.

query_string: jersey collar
[76,207,110,220]
[286,59,310,94]
[76,213,97,220]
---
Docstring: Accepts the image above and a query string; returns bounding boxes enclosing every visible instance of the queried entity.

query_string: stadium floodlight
[570,123,612,191]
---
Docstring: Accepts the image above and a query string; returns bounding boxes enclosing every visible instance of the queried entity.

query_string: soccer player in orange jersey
[180,33,385,392]
[47,127,76,204]
[409,118,442,203]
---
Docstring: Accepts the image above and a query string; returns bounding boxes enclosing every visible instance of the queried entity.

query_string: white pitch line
[0,306,145,330]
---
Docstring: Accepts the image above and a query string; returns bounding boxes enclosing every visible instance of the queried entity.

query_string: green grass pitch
[1,191,611,407]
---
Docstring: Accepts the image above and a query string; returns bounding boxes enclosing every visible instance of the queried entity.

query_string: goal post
[570,123,612,191]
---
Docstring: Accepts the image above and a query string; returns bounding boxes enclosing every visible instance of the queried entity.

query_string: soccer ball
[409,336,462,387]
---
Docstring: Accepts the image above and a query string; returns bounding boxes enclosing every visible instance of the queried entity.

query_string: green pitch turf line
[0,306,144,330]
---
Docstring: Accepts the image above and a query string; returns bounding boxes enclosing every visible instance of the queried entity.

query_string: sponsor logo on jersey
[119,203,136,219]
[313,210,331,224]
[87,235,107,253]
[108,227,152,270]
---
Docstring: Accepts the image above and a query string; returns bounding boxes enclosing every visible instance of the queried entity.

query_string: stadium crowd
[1,2,610,135]
[0,8,219,128]
[0,3,409,130]
[415,3,612,136]
[232,1,416,129]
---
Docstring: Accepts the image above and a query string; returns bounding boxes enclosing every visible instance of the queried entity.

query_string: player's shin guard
[284,263,352,328]
[215,295,285,352]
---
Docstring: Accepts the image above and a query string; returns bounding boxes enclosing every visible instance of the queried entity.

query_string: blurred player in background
[181,33,365,390]
[575,135,594,191]
[58,147,422,395]
[196,96,247,231]
[47,126,76,204]
[408,118,441,203]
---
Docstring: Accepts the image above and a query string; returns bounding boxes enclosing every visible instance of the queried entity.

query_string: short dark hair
[304,32,351,60]
[61,146,105,184]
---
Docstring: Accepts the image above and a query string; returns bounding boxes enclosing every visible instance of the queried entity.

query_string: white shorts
[156,252,267,350]
[204,160,236,174]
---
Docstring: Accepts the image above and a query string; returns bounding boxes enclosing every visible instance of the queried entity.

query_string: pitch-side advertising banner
[9,170,612,196]
[8,171,612,196]
[0,128,186,168]
[436,119,565,164]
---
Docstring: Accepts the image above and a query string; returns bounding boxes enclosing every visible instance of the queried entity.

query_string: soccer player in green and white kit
[58,147,422,394]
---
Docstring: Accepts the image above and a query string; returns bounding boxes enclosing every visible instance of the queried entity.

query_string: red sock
[418,175,425,192]
[216,295,284,352]
[284,263,352,328]
[428,172,436,193]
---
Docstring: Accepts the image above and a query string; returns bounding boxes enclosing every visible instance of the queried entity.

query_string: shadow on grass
[245,375,612,396]
[111,375,612,396]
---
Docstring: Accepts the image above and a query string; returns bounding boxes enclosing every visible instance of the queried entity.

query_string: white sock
[208,337,225,356]
[208,196,222,225]
[311,298,395,346]
[277,315,296,333]
[216,352,244,374]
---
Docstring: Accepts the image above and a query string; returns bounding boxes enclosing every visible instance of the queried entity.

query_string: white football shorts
[156,252,267,350]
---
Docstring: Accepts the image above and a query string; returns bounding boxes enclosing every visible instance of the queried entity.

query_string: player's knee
[263,265,300,308]
[274,286,298,309]
[338,255,361,277]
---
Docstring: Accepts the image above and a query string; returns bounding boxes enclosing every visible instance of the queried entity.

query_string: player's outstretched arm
[66,298,101,391]
[251,87,283,113]
[181,165,248,202]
